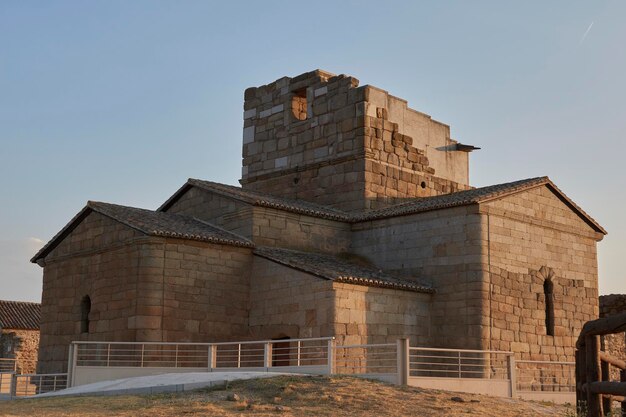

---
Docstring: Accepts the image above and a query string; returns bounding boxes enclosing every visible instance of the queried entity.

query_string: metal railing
[0,372,13,395]
[409,347,513,380]
[334,343,398,376]
[11,373,68,397]
[516,360,576,392]
[0,358,17,373]
[72,337,333,370]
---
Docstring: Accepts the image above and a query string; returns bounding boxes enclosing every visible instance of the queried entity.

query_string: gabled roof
[159,177,606,234]
[158,178,352,221]
[254,247,433,293]
[0,300,40,330]
[354,177,607,234]
[31,201,253,263]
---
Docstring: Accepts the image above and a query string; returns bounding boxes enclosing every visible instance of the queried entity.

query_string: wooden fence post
[600,336,611,414]
[621,369,625,417]
[585,335,602,417]
[576,347,586,415]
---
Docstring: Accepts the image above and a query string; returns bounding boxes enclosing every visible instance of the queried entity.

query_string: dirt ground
[0,375,576,417]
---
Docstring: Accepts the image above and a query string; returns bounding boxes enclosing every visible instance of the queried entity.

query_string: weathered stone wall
[38,211,254,373]
[137,239,251,343]
[249,257,432,346]
[164,186,351,254]
[481,186,600,286]
[332,282,432,347]
[38,212,144,373]
[250,207,350,253]
[488,266,594,361]
[249,257,335,340]
[240,70,470,211]
[481,185,602,361]
[364,85,469,186]
[1,329,39,374]
[163,186,254,238]
[351,205,484,349]
[599,294,626,380]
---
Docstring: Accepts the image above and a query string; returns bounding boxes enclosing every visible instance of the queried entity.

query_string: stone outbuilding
[32,70,607,373]
[0,300,41,374]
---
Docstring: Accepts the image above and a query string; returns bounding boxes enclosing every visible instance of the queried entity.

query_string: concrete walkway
[32,372,297,398]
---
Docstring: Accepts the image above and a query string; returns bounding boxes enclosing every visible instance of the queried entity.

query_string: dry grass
[0,375,574,417]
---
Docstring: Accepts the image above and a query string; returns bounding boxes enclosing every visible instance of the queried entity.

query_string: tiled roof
[0,300,40,330]
[31,201,253,262]
[254,247,433,293]
[159,178,352,221]
[164,177,605,233]
[355,176,606,233]
[355,177,549,221]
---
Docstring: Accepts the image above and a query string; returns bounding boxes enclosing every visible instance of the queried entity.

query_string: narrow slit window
[80,295,91,334]
[291,88,307,121]
[543,279,554,336]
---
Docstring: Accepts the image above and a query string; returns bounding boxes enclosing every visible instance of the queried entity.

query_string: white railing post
[327,338,336,375]
[458,351,462,378]
[209,344,217,370]
[141,344,145,367]
[69,342,78,388]
[207,345,213,371]
[237,344,241,368]
[297,340,301,367]
[107,343,111,367]
[175,345,179,368]
[264,342,272,370]
[66,343,74,387]
[507,354,517,398]
[396,338,409,386]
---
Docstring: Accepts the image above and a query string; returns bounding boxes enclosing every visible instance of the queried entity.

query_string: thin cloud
[580,21,594,44]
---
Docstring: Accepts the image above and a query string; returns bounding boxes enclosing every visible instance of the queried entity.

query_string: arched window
[80,296,91,334]
[543,279,555,336]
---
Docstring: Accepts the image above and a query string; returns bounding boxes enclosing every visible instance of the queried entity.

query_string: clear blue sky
[1,1,624,301]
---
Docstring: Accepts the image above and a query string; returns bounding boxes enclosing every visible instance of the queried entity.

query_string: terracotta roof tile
[160,179,352,221]
[0,300,40,330]
[32,202,253,262]
[178,177,604,233]
[354,177,550,221]
[356,176,606,233]
[88,201,253,247]
[254,247,433,293]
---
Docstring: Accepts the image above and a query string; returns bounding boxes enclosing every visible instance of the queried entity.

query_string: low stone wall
[599,294,626,381]
[0,329,39,374]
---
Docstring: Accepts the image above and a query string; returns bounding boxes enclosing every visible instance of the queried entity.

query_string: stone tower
[240,69,478,211]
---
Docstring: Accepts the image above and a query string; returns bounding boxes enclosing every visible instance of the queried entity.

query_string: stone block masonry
[249,257,432,347]
[240,70,471,211]
[0,329,39,374]
[31,69,607,376]
[36,211,253,373]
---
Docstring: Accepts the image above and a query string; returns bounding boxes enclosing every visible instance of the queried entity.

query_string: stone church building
[32,70,606,373]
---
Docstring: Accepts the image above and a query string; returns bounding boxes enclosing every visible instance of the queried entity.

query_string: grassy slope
[0,375,574,417]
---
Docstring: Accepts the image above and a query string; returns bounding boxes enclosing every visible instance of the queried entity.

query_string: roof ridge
[32,201,255,263]
[351,176,552,222]
[254,246,433,293]
[186,178,351,221]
